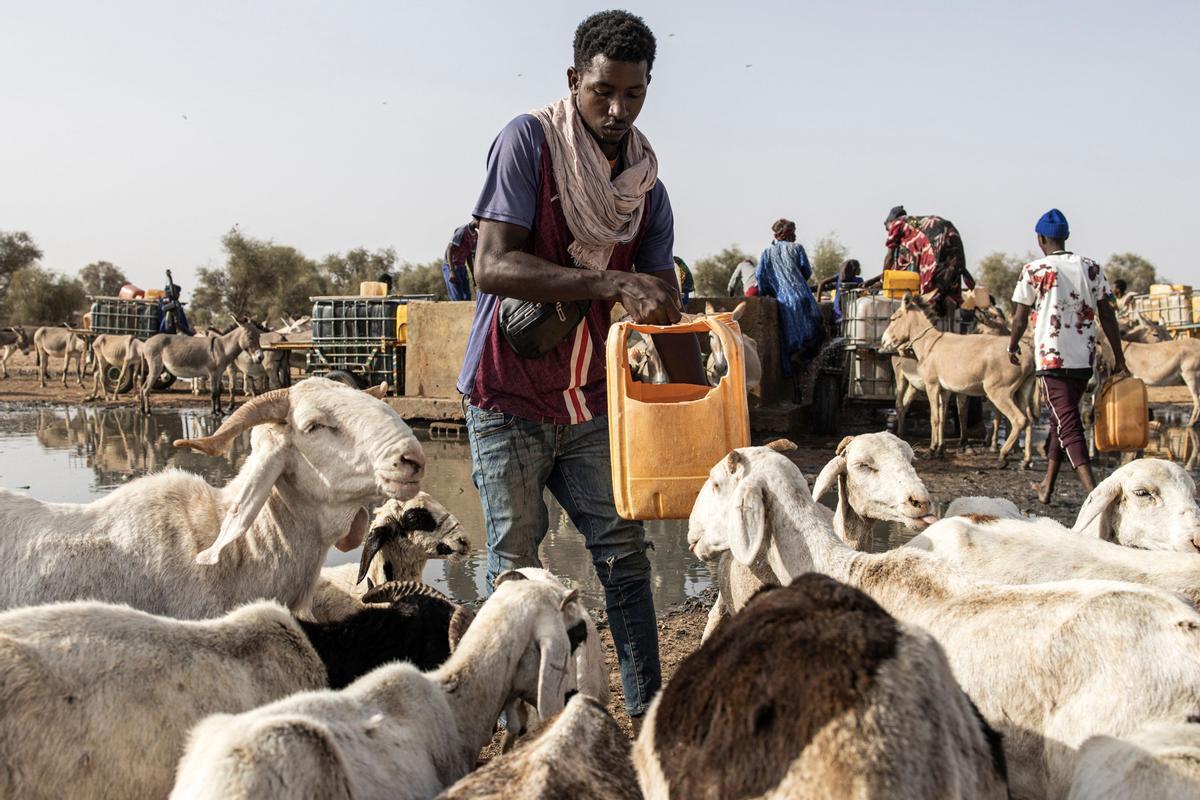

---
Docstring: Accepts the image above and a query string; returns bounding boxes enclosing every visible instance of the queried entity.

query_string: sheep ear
[1073,475,1122,540]
[835,436,855,456]
[812,455,847,503]
[335,507,369,553]
[195,442,288,565]
[722,450,744,476]
[356,522,393,585]
[365,383,388,399]
[559,589,578,611]
[765,439,797,453]
[535,630,571,722]
[729,481,767,565]
[494,569,527,588]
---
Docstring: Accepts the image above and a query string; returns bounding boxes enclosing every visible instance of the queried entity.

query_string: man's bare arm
[474,219,682,326]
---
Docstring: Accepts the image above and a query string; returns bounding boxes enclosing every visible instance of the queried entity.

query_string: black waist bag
[499,297,592,359]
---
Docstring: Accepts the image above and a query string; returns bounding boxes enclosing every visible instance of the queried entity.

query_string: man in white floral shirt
[1008,209,1126,503]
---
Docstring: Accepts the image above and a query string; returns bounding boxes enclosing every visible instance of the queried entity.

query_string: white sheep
[436,694,641,800]
[635,574,1009,800]
[309,493,472,623]
[702,433,935,642]
[169,576,590,800]
[908,514,1200,607]
[688,445,1200,800]
[0,378,426,618]
[0,595,462,800]
[1073,458,1200,551]
[491,567,609,751]
[944,496,1024,519]
[1067,719,1200,799]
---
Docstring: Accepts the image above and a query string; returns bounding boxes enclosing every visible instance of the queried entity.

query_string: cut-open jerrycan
[607,314,751,520]
[1094,376,1149,452]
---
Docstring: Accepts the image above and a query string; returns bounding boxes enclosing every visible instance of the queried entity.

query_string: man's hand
[1113,359,1130,378]
[1008,345,1021,367]
[613,272,682,325]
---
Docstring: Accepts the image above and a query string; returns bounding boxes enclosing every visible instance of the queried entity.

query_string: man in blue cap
[1008,209,1127,503]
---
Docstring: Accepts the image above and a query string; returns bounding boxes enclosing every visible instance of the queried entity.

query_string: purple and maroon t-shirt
[456,114,676,425]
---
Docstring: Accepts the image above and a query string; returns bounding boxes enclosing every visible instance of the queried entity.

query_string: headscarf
[530,97,659,270]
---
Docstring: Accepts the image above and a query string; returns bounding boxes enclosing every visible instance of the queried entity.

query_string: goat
[883,293,1035,467]
[908,514,1200,606]
[437,695,641,800]
[140,315,264,415]
[34,325,87,387]
[687,445,1200,799]
[0,378,426,619]
[635,574,1009,800]
[0,595,461,800]
[1067,719,1200,799]
[491,567,610,752]
[169,577,590,800]
[704,301,763,394]
[1072,458,1200,551]
[309,493,472,623]
[0,325,32,378]
[703,433,935,642]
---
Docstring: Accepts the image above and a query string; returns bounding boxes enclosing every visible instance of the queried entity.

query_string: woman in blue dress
[756,218,826,375]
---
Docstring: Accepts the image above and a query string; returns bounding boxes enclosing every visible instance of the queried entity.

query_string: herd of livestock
[0,371,1198,798]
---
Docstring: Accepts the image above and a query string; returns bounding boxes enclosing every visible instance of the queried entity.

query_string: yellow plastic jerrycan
[607,314,751,520]
[1094,376,1149,452]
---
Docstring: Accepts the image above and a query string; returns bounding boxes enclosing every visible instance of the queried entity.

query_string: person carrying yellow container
[455,10,704,726]
[867,205,974,317]
[1007,208,1127,503]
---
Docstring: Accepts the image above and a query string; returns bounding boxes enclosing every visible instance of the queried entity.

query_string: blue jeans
[465,404,661,716]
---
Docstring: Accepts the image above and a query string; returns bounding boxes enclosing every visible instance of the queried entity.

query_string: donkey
[0,327,32,379]
[882,294,1035,467]
[87,334,146,402]
[1120,311,1172,344]
[1099,336,1200,426]
[139,316,263,415]
[34,327,87,388]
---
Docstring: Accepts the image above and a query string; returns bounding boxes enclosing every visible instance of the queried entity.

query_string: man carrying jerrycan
[455,11,705,727]
[1007,209,1127,504]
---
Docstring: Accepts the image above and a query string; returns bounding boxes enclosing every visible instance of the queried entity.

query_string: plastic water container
[847,295,900,346]
[360,281,388,297]
[1095,377,1149,452]
[883,270,920,299]
[144,288,164,300]
[606,315,751,520]
[117,283,145,300]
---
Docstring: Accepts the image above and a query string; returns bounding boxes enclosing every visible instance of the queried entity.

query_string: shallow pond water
[2,404,1192,610]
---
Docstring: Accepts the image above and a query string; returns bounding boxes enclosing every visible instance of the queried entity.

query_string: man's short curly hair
[574,10,657,75]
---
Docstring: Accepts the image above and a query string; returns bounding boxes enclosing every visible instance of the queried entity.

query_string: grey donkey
[140,315,263,415]
[0,327,32,379]
[34,326,87,388]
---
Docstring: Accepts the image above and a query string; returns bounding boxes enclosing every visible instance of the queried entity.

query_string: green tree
[4,266,88,325]
[191,229,329,325]
[78,260,128,297]
[1104,253,1159,295]
[0,231,43,302]
[392,259,449,299]
[320,247,399,296]
[809,232,848,285]
[692,246,754,298]
[976,251,1029,311]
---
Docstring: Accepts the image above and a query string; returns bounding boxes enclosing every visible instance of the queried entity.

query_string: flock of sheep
[2,373,1200,798]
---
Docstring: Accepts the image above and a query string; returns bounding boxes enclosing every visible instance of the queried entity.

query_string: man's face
[568,55,650,148]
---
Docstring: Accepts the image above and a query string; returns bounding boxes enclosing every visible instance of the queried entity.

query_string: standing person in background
[458,10,704,728]
[817,258,863,328]
[442,220,478,301]
[756,218,825,377]
[871,205,974,317]
[673,256,694,306]
[1008,209,1127,504]
[1111,278,1138,318]
[727,257,758,296]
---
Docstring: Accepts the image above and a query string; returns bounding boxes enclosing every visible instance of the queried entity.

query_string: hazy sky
[3,0,1198,290]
